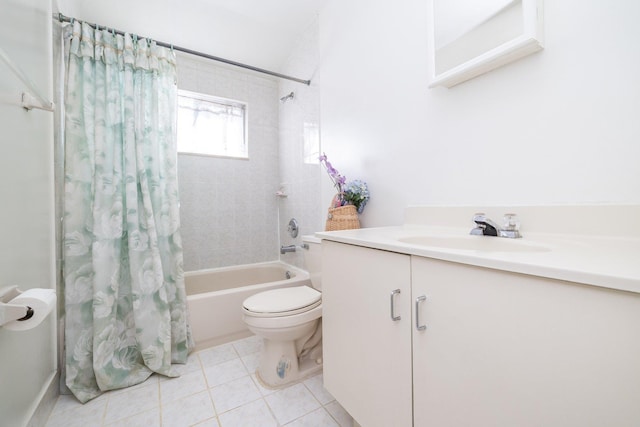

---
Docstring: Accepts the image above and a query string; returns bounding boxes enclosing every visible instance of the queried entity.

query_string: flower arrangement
[319,153,370,214]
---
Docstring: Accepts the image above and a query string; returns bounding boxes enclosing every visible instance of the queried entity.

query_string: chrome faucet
[470,213,522,238]
[280,245,296,254]
[280,243,309,254]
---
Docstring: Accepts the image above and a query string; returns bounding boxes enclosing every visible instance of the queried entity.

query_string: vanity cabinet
[322,241,412,427]
[322,241,640,427]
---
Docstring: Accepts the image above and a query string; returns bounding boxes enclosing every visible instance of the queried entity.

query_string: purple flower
[320,153,346,194]
[319,153,370,214]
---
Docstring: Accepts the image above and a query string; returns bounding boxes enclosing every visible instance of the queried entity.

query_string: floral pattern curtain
[63,21,191,403]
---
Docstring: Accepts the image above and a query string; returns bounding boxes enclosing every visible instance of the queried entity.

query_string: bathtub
[185,261,310,350]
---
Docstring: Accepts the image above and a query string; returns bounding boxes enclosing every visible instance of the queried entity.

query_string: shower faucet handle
[287,218,299,238]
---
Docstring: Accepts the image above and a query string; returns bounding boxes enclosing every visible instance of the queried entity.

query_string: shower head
[280,92,295,103]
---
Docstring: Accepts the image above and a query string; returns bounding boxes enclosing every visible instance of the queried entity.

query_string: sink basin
[398,236,551,252]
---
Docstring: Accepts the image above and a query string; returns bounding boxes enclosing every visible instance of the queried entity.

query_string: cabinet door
[322,241,412,427]
[411,256,640,427]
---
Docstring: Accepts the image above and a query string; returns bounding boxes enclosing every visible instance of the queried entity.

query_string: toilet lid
[243,286,321,315]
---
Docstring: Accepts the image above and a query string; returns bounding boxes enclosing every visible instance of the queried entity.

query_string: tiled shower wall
[278,18,324,270]
[176,18,322,273]
[176,54,281,271]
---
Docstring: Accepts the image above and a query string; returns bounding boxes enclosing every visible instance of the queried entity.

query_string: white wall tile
[176,21,323,273]
[278,19,324,269]
[176,53,280,272]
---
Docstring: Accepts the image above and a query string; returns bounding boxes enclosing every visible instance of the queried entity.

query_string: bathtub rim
[184,260,311,297]
[184,260,309,280]
[184,261,313,350]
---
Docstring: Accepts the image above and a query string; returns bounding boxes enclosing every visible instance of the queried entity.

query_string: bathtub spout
[280,243,309,254]
[280,244,296,254]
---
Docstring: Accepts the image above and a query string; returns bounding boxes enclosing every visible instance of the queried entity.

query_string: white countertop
[316,224,640,295]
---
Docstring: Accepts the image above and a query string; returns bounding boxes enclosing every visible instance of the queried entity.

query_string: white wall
[318,0,640,227]
[0,0,57,425]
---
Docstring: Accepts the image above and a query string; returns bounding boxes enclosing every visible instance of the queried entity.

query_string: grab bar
[0,46,55,112]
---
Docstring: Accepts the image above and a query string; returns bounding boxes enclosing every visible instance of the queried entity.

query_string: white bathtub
[185,261,310,350]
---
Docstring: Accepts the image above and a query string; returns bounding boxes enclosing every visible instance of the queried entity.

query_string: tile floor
[45,335,353,427]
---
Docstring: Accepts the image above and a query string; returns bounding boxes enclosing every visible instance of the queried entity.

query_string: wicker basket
[325,204,360,231]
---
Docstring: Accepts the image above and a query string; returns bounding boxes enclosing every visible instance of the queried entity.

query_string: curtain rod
[55,13,311,86]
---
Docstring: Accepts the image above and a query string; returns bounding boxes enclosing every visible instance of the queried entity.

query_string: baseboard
[193,330,254,352]
[27,371,59,427]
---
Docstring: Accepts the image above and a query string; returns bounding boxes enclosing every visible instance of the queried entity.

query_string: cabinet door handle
[415,295,427,331]
[390,289,401,321]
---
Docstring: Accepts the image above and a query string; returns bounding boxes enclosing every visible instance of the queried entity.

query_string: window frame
[176,89,249,160]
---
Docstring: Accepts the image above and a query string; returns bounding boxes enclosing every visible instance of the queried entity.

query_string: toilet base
[255,350,323,389]
[253,323,323,389]
[243,299,324,389]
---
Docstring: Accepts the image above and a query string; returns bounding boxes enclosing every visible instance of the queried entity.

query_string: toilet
[242,235,323,388]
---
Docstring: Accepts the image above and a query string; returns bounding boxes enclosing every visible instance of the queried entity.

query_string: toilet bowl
[242,235,323,388]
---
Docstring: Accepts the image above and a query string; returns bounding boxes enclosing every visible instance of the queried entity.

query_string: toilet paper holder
[0,286,36,327]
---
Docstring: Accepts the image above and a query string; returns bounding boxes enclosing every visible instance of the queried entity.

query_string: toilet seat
[243,286,321,318]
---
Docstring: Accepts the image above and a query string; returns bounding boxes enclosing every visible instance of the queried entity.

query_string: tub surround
[176,53,281,272]
[317,205,640,294]
[277,18,324,270]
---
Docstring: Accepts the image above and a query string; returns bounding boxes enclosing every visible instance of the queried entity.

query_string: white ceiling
[55,0,327,73]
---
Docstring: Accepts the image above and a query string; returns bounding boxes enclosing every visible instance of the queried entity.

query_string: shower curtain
[62,21,191,403]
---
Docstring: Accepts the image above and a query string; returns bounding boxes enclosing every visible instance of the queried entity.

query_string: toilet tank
[302,235,322,291]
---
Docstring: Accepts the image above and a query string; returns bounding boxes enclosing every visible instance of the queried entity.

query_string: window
[177,90,248,158]
[303,122,320,164]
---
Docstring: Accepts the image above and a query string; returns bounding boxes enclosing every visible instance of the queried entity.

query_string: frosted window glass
[303,122,320,164]
[177,90,248,158]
